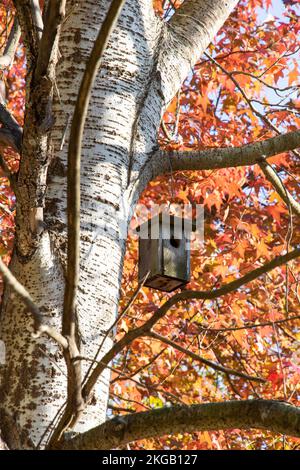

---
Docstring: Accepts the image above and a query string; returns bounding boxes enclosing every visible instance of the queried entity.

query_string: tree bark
[63,400,300,450]
[150,129,300,175]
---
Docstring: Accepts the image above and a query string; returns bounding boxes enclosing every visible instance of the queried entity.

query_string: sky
[254,0,299,126]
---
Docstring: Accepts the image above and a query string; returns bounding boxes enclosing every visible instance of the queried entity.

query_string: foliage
[0,0,24,292]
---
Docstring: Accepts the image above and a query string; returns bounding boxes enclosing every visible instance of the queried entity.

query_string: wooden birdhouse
[137,213,195,292]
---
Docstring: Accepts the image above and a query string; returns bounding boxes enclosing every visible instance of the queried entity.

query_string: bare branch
[204,51,300,159]
[197,314,300,334]
[82,272,149,387]
[13,1,41,63]
[34,1,66,81]
[31,0,43,41]
[80,356,182,405]
[145,246,300,327]
[230,70,300,94]
[0,257,68,349]
[158,0,239,102]
[62,400,300,449]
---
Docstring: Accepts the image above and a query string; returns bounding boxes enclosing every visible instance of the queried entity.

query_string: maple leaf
[267,369,284,386]
[288,66,298,86]
[266,204,287,223]
[256,240,270,259]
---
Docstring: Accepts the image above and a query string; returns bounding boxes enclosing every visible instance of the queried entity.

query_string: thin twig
[196,314,300,333]
[205,52,300,159]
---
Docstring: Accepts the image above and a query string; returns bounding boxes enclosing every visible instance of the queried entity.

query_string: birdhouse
[137,213,196,292]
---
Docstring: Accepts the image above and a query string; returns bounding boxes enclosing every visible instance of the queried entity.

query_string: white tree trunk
[0,0,161,447]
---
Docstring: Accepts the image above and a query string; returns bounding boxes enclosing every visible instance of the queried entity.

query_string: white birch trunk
[0,0,162,447]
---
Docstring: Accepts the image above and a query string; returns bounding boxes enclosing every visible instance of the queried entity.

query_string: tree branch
[0,17,21,69]
[11,1,65,260]
[0,101,23,153]
[204,51,300,159]
[258,157,300,217]
[0,257,68,349]
[31,0,43,41]
[144,246,300,328]
[34,1,66,82]
[62,400,300,449]
[197,313,300,334]
[145,130,300,183]
[158,0,239,103]
[13,0,41,64]
[82,272,150,387]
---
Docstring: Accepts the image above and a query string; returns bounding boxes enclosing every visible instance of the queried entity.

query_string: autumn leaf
[288,66,298,86]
